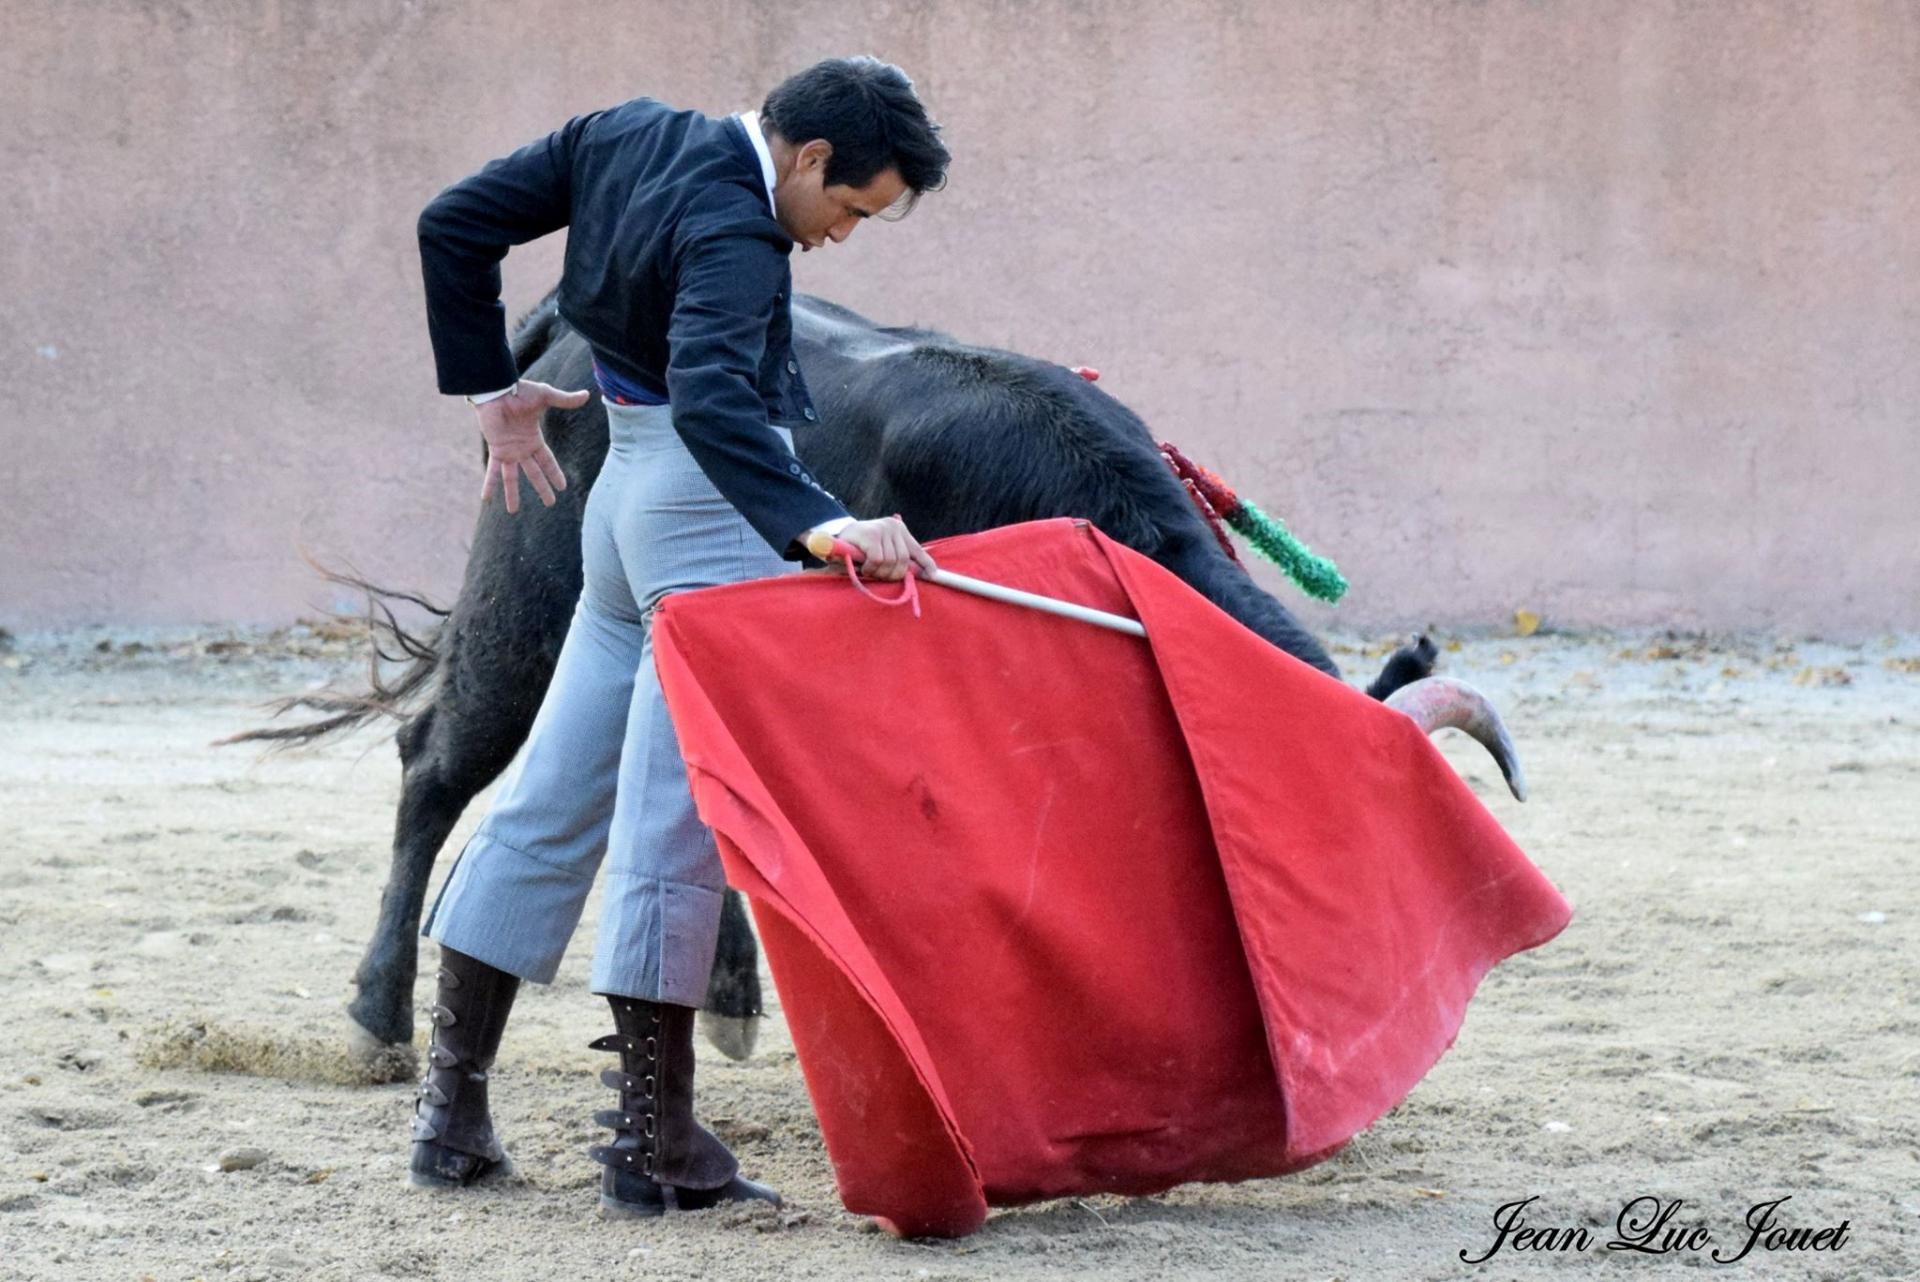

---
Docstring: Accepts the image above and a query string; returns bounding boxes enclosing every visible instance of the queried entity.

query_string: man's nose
[828,217,857,244]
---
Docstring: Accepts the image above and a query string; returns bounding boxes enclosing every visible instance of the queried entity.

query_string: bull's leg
[698,888,764,1061]
[343,572,567,1058]
[347,698,525,1056]
[344,633,766,1063]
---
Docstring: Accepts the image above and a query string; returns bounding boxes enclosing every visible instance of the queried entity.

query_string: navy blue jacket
[417,97,851,559]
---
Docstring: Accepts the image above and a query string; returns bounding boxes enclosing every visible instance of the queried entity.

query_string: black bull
[243,291,1510,1064]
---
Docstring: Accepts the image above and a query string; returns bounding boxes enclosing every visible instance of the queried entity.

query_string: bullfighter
[407,55,948,1217]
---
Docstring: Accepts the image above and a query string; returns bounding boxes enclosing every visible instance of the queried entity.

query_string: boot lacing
[412,969,490,1143]
[588,1002,666,1177]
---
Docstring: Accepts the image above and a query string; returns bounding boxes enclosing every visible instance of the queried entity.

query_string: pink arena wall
[3,1,1916,635]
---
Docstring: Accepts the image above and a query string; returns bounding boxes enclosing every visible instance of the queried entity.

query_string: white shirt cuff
[805,516,857,541]
[465,383,518,405]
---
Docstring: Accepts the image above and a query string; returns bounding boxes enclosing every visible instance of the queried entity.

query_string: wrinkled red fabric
[650,518,1572,1238]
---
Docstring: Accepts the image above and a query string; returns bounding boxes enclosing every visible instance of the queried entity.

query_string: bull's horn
[1384,676,1529,802]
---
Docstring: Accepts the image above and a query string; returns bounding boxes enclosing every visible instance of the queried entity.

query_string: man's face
[774,141,907,253]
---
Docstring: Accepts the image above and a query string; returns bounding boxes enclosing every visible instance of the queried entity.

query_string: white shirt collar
[738,110,779,216]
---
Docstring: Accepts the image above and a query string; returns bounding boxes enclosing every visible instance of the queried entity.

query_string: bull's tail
[1157,442,1348,603]
[225,292,568,751]
[218,556,447,750]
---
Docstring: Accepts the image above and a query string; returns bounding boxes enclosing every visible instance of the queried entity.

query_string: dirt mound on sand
[137,1015,417,1086]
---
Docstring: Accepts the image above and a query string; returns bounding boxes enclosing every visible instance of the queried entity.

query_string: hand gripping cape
[650,518,1571,1237]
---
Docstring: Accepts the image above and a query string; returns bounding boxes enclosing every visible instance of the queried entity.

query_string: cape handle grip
[805,530,1145,638]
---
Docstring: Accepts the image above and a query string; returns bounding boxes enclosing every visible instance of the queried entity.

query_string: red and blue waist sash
[592,358,670,407]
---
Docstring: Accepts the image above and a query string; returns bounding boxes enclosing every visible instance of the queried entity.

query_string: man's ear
[799,139,833,173]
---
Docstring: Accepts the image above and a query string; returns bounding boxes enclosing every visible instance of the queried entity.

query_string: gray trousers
[423,401,799,1005]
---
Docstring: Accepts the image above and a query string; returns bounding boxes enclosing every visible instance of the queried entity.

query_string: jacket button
[786,359,798,374]
[803,406,817,421]
[788,462,801,475]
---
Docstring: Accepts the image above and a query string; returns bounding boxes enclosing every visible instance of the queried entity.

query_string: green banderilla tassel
[1225,499,1349,604]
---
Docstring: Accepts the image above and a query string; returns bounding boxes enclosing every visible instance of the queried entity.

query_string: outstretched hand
[475,380,590,513]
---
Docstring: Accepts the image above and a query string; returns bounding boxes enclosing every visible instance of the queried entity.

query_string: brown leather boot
[408,945,520,1189]
[588,996,782,1218]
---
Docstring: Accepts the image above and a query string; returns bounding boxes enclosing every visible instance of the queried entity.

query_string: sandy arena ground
[1,623,1916,1281]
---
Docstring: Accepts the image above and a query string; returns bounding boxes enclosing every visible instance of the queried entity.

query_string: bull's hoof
[698,1010,759,1062]
[346,1011,419,1082]
[346,986,415,1049]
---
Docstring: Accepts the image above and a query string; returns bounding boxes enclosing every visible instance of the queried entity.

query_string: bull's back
[502,289,1332,676]
[794,295,1184,545]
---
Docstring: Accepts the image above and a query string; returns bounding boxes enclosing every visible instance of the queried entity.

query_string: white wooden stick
[922,568,1147,637]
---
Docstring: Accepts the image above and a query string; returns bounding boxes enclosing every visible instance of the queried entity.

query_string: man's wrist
[805,516,857,541]
[465,382,518,406]
[791,515,856,562]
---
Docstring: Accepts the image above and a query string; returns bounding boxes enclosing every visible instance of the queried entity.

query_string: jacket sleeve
[664,221,853,560]
[417,114,595,396]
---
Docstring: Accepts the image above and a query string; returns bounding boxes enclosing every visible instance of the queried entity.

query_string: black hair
[761,56,949,213]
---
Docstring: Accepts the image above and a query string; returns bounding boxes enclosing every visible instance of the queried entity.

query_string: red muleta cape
[651,518,1571,1237]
